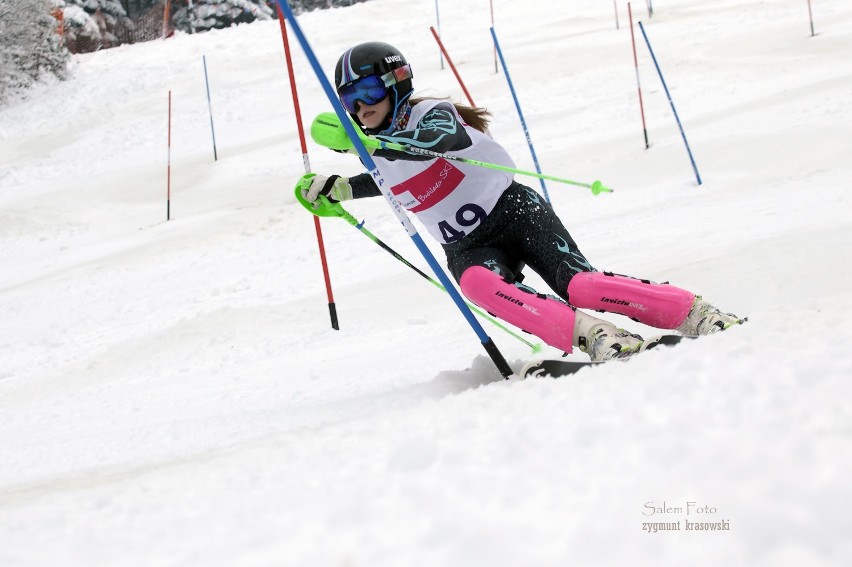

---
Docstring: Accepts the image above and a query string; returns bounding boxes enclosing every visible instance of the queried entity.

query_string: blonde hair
[410,97,491,133]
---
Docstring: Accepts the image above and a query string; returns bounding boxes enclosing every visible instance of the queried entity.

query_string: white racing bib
[374,101,515,243]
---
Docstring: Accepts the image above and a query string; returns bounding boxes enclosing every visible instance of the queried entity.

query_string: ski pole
[294,180,542,353]
[381,139,612,195]
[310,112,613,195]
[277,0,514,378]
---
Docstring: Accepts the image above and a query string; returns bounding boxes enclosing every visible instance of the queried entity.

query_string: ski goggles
[338,64,413,114]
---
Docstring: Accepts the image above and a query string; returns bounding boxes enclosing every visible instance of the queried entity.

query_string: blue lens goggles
[338,64,412,114]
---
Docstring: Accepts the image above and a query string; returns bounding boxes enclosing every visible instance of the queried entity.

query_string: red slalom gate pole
[277,7,339,330]
[628,3,649,149]
[167,90,172,221]
[429,26,476,107]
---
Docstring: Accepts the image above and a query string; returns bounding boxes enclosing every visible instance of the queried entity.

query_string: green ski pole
[310,112,614,195]
[294,176,543,353]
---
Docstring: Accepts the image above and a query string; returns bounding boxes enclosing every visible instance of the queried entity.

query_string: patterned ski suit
[346,99,594,298]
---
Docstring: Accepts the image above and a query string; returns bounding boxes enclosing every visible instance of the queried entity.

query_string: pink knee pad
[459,266,576,353]
[566,272,695,329]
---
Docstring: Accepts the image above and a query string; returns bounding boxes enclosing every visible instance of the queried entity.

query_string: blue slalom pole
[275,0,513,378]
[202,54,218,161]
[490,27,550,203]
[638,21,702,186]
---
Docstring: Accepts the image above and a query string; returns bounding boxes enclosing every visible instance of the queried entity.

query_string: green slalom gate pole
[294,180,543,354]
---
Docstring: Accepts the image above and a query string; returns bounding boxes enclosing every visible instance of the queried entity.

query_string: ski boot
[579,323,645,362]
[676,296,746,335]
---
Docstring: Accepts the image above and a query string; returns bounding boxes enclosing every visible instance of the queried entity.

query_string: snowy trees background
[0,0,69,104]
[120,0,159,17]
[172,0,274,34]
[62,0,130,52]
[172,0,372,34]
[59,0,373,50]
[0,0,371,105]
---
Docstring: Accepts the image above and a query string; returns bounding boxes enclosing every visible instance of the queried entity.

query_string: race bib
[390,158,465,213]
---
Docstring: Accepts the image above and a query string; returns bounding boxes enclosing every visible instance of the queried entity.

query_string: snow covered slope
[1,1,851,565]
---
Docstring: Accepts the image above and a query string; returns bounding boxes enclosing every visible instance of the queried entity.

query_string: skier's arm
[348,173,381,199]
[299,172,380,204]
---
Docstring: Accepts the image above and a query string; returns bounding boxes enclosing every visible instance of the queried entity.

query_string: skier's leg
[459,265,575,352]
[459,266,643,359]
[566,271,695,329]
[566,271,747,334]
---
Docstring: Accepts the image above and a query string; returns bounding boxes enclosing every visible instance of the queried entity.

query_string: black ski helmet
[335,42,414,132]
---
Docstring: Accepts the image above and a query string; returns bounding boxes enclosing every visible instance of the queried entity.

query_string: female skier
[299,42,744,361]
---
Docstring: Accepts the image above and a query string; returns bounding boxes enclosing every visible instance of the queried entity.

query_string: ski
[520,334,696,379]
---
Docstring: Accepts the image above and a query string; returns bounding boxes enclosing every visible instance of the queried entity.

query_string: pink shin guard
[459,266,576,353]
[566,272,695,329]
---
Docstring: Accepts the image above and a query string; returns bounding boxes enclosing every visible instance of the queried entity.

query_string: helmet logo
[384,55,402,64]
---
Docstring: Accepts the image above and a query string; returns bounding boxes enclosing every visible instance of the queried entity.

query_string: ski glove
[311,112,380,155]
[301,174,353,203]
